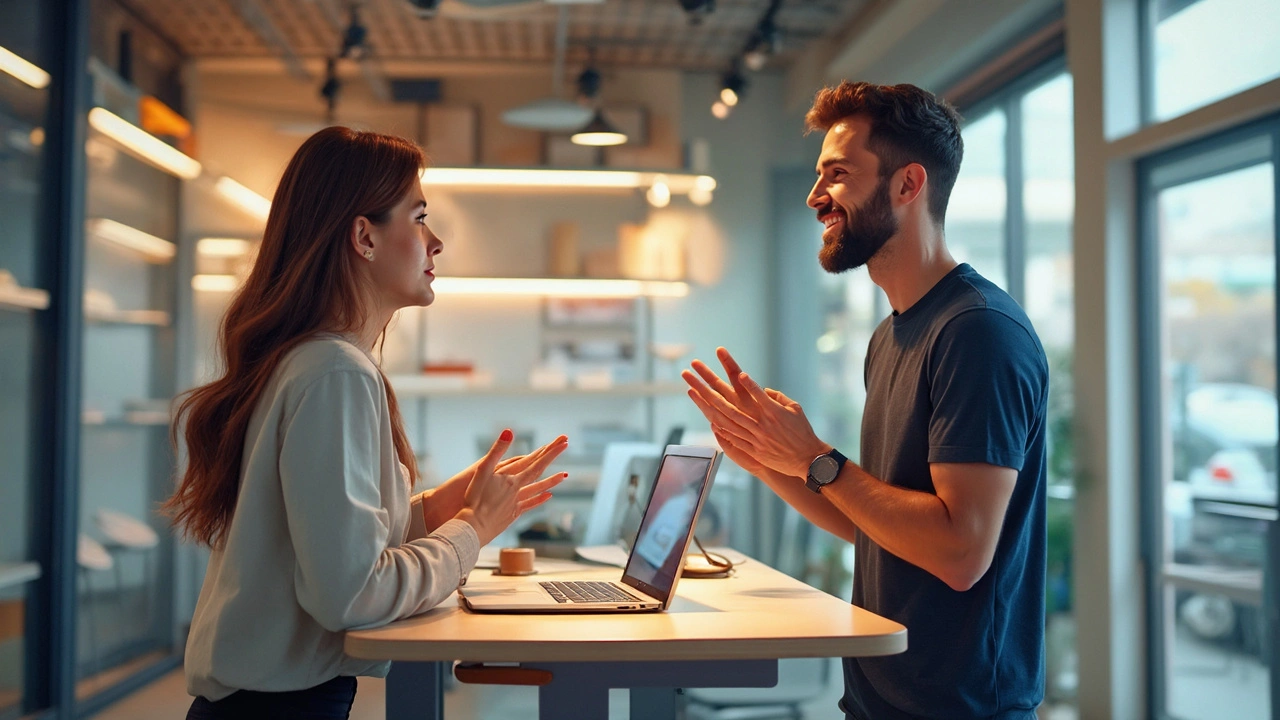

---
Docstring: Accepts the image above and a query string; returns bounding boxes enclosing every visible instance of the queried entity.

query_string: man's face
[806,116,898,273]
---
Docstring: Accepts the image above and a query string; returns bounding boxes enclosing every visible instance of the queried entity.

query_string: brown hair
[805,81,964,224]
[164,126,425,548]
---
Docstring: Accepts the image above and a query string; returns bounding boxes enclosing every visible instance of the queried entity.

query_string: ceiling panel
[120,0,865,72]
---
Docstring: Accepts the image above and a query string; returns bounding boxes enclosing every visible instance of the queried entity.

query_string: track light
[340,5,369,60]
[711,101,730,120]
[740,0,783,71]
[677,0,714,24]
[319,57,341,121]
[405,0,440,18]
[719,69,745,107]
[577,65,602,101]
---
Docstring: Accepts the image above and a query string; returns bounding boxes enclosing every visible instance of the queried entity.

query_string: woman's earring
[363,250,374,261]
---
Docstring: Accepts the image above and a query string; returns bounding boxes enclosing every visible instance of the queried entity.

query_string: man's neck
[867,223,957,315]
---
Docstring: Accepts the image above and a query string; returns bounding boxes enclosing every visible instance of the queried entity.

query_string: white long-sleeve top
[185,334,479,701]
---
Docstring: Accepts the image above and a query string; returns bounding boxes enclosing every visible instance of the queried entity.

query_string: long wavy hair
[164,127,425,548]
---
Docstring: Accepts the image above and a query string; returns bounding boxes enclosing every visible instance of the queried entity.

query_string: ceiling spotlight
[742,1,782,71]
[405,0,440,18]
[340,6,368,59]
[571,109,627,146]
[688,186,713,206]
[319,57,341,121]
[719,70,745,107]
[646,177,671,208]
[577,65,602,101]
[677,0,715,24]
[711,101,730,119]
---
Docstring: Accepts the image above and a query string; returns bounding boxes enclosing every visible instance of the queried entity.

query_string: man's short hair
[805,82,964,225]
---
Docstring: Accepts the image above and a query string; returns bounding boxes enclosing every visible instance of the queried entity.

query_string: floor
[93,660,852,720]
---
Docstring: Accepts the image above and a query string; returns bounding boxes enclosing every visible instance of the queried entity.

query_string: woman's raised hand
[456,430,569,547]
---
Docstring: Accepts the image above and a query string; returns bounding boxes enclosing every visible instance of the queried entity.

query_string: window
[1148,0,1280,121]
[948,109,1008,290]
[1141,126,1277,720]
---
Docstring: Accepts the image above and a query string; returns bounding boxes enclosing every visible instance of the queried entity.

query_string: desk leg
[386,661,446,720]
[528,659,776,720]
[630,687,678,718]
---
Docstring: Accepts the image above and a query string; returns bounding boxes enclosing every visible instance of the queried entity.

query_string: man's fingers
[736,372,775,408]
[690,359,759,413]
[683,373,757,435]
[716,347,743,378]
[765,387,797,406]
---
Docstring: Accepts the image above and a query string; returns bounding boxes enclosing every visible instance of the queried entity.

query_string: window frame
[1136,112,1280,720]
[953,56,1068,307]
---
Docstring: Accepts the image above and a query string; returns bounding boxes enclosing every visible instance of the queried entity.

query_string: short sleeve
[926,309,1047,470]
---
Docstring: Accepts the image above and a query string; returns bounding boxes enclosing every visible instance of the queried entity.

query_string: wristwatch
[805,448,848,494]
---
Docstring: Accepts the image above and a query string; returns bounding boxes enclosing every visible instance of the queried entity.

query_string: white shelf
[390,376,686,398]
[0,562,41,590]
[0,285,50,311]
[85,308,171,326]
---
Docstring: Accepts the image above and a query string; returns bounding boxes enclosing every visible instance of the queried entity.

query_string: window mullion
[1005,95,1026,305]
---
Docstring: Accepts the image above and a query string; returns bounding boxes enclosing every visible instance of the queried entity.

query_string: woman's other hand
[456,430,569,546]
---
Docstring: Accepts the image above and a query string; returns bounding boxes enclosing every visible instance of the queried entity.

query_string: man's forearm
[754,467,860,544]
[822,464,981,591]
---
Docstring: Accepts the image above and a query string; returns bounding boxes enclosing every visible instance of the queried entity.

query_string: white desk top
[345,555,906,663]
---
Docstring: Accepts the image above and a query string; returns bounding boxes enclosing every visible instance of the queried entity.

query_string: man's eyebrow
[819,156,851,169]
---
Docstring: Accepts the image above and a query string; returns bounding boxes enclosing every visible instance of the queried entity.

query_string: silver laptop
[459,445,722,614]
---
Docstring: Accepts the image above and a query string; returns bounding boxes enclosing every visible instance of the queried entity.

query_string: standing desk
[344,555,906,720]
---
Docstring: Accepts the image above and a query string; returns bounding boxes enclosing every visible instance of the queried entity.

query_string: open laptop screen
[621,452,713,604]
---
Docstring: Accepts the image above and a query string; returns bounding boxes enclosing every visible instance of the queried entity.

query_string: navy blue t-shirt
[841,264,1048,720]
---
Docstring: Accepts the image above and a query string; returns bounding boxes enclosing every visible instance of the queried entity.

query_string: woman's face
[361,184,443,310]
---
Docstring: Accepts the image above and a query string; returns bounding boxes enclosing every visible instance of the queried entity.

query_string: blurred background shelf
[84,309,170,326]
[389,377,686,398]
[0,562,41,590]
[0,285,50,311]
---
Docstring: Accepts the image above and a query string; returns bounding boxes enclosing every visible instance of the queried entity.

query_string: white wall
[180,63,815,510]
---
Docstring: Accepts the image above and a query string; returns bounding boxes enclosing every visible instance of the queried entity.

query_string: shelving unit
[0,562,41,591]
[0,284,50,311]
[390,377,685,398]
[84,308,170,326]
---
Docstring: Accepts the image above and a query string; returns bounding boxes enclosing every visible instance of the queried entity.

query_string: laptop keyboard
[540,580,644,604]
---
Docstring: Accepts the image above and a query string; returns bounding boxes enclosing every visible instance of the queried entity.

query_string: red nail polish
[500,429,513,442]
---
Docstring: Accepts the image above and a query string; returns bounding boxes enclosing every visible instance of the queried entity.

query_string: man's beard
[818,175,898,273]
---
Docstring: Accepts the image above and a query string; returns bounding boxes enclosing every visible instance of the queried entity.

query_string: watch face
[810,455,839,484]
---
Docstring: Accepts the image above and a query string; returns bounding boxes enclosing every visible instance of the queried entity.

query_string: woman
[165,126,568,719]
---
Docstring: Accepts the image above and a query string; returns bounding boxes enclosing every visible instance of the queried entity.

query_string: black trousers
[186,676,358,720]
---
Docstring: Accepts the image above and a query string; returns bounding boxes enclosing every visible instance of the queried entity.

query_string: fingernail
[500,428,513,442]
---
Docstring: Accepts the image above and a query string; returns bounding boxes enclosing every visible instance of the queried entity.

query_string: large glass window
[1148,0,1280,121]
[1019,72,1078,712]
[1143,129,1277,720]
[948,110,1008,290]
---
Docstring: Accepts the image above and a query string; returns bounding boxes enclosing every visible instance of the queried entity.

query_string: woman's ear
[350,215,375,261]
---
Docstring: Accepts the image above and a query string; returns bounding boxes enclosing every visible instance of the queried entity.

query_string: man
[682,81,1048,719]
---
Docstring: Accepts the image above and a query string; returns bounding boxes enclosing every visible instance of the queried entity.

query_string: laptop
[459,444,722,613]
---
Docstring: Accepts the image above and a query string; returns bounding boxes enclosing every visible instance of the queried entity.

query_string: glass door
[1143,126,1278,720]
[0,2,50,716]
